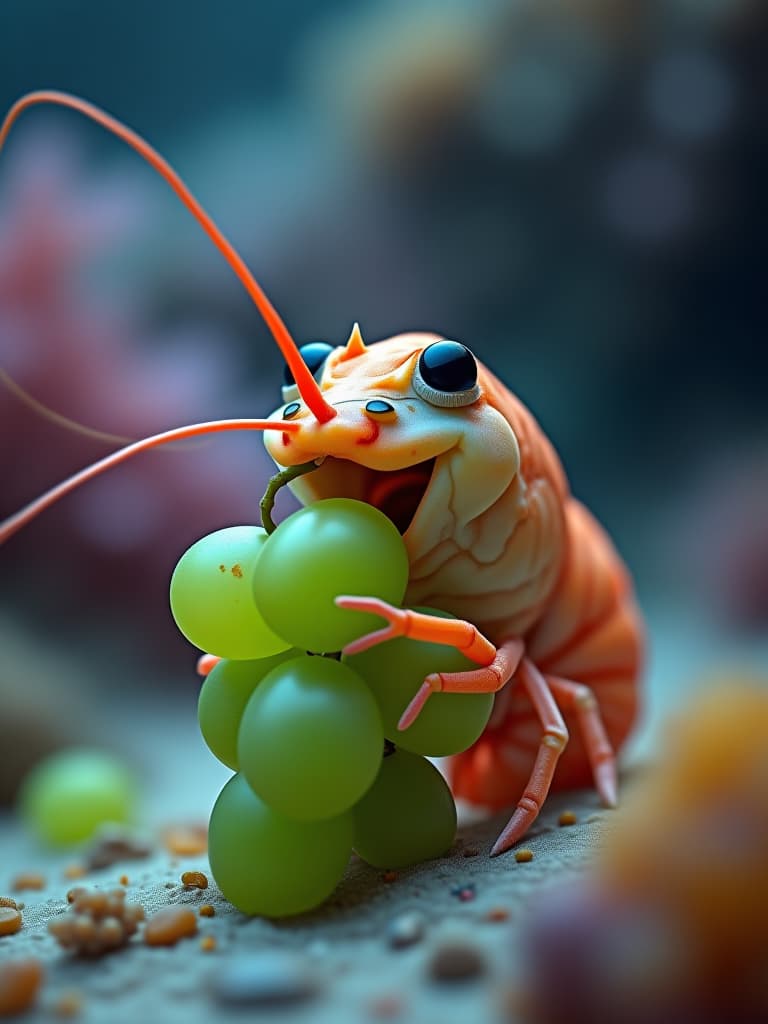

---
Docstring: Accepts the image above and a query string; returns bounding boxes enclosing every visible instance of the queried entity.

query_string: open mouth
[298,457,436,535]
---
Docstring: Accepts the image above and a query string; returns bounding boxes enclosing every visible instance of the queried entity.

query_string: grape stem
[260,459,323,534]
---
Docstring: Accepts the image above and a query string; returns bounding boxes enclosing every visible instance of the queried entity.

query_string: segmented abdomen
[449,499,643,811]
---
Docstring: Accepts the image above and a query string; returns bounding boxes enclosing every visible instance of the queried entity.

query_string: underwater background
[0,0,766,801]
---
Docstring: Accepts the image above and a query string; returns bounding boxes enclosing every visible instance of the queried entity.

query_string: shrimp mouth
[294,457,436,535]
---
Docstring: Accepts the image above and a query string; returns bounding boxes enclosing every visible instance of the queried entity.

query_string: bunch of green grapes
[170,498,494,917]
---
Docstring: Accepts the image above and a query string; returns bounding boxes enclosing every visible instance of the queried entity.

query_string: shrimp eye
[414,340,480,408]
[282,341,334,403]
[283,342,334,386]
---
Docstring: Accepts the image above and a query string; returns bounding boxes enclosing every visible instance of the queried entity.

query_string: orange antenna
[0,91,337,424]
[0,417,300,544]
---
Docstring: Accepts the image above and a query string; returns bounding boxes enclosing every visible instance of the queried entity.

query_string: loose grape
[352,749,456,868]
[198,650,300,770]
[208,774,353,916]
[253,499,409,652]
[170,526,290,659]
[238,655,383,821]
[19,749,136,846]
[346,608,493,756]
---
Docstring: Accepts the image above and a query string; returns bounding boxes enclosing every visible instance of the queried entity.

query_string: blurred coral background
[0,0,766,801]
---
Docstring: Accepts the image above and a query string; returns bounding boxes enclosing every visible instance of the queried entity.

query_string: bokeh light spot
[600,151,694,242]
[647,51,734,142]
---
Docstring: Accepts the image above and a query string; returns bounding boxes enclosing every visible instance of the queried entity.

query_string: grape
[346,608,493,756]
[198,650,300,769]
[352,749,456,868]
[19,748,136,846]
[208,773,353,917]
[238,655,383,821]
[253,499,409,653]
[170,526,291,659]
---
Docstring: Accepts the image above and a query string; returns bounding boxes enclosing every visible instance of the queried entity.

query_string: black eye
[283,402,301,419]
[413,340,480,408]
[283,342,335,386]
[418,341,477,392]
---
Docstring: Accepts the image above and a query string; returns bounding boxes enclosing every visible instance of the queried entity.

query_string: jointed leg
[335,596,524,729]
[337,597,496,663]
[490,659,569,857]
[547,674,617,808]
[399,637,524,729]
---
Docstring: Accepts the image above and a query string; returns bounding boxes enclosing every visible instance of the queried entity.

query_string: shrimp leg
[490,659,569,856]
[547,674,618,808]
[337,596,523,727]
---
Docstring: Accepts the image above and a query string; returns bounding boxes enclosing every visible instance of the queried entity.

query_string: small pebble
[485,907,510,923]
[451,882,476,902]
[63,865,86,881]
[181,871,208,890]
[429,942,486,983]
[51,889,143,957]
[0,907,23,936]
[85,826,153,871]
[199,905,216,918]
[386,911,425,950]
[144,907,197,946]
[0,959,44,1016]
[163,824,207,857]
[119,875,129,887]
[558,810,578,827]
[211,952,319,1008]
[200,936,216,953]
[11,873,45,892]
[515,849,534,863]
[381,871,398,884]
[53,991,83,1018]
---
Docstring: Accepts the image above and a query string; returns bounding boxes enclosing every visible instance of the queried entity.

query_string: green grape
[238,655,383,821]
[346,608,493,756]
[19,748,136,847]
[253,499,409,653]
[352,749,456,868]
[198,650,300,769]
[208,773,353,917]
[170,526,291,659]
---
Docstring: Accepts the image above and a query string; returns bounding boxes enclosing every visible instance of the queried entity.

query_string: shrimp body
[266,331,644,842]
[449,496,643,812]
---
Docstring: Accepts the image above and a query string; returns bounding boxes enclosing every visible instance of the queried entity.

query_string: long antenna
[0,417,300,544]
[0,91,337,423]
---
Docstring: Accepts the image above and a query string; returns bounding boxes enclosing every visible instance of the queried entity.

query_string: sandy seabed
[0,786,615,1024]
